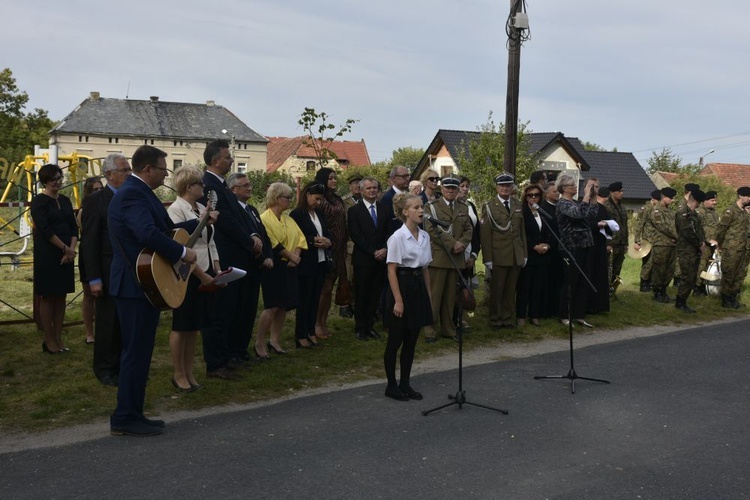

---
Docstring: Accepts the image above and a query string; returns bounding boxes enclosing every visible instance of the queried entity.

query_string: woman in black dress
[31,164,79,354]
[313,168,348,339]
[167,166,220,391]
[290,182,332,348]
[516,184,552,326]
[383,193,433,401]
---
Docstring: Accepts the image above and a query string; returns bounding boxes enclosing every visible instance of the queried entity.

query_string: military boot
[659,287,672,303]
[732,294,743,308]
[675,297,696,313]
[693,285,707,297]
[640,279,651,293]
[721,294,735,308]
[652,289,661,302]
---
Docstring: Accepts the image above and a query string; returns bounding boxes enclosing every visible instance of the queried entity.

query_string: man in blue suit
[108,145,197,437]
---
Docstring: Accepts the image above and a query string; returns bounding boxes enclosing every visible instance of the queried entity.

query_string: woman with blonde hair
[419,169,441,205]
[383,193,433,401]
[256,182,307,357]
[167,166,220,391]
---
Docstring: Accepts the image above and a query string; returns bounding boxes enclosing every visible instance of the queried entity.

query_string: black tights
[384,327,419,390]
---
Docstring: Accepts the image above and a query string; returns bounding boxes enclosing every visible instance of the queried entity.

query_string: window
[173,159,183,169]
[237,162,247,173]
[306,161,316,171]
[109,137,113,144]
[78,135,83,142]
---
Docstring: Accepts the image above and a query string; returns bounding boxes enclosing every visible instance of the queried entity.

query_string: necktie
[449,201,454,211]
[504,200,510,213]
[370,204,377,225]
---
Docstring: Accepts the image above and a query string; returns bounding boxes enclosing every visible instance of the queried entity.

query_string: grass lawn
[0,254,747,434]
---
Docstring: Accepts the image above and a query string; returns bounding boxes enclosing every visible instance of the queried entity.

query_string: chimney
[150,96,159,103]
[89,91,100,100]
[206,100,215,107]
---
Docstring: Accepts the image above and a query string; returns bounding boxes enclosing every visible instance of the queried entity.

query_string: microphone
[423,214,451,229]
[532,203,553,220]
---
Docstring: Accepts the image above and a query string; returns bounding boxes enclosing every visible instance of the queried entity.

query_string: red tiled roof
[657,171,680,184]
[265,136,371,173]
[699,163,750,187]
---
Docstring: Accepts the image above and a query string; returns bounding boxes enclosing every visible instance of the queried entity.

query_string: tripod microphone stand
[532,203,610,394]
[421,217,507,416]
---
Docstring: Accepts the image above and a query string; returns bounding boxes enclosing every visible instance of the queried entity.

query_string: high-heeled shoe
[268,343,287,355]
[295,339,314,349]
[307,336,319,347]
[42,342,58,355]
[171,377,196,393]
[254,346,271,360]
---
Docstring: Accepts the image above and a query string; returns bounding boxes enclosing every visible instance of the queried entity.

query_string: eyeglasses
[527,193,541,198]
[234,183,251,189]
[149,165,168,172]
[393,174,409,179]
[427,177,440,182]
[115,168,132,174]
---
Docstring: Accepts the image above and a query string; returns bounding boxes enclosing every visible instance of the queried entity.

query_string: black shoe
[142,417,165,428]
[339,306,354,318]
[640,279,651,292]
[295,338,315,349]
[267,343,287,355]
[722,294,735,308]
[675,298,696,313]
[385,386,409,401]
[42,342,59,355]
[367,328,381,340]
[400,387,423,400]
[693,286,708,297]
[98,375,119,387]
[111,421,162,437]
[172,377,197,392]
[206,367,238,380]
[254,346,271,360]
[355,331,369,341]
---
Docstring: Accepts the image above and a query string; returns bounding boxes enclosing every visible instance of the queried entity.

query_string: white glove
[484,262,493,271]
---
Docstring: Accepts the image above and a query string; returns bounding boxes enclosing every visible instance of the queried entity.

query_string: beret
[651,189,663,200]
[704,190,717,200]
[598,187,610,198]
[661,187,677,198]
[692,190,706,203]
[608,181,623,192]
[684,183,700,193]
[737,186,750,196]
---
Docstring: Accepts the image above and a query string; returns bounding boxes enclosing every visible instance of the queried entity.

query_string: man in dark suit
[227,172,273,362]
[348,177,389,341]
[380,165,410,238]
[108,145,197,437]
[200,140,263,378]
[80,153,131,387]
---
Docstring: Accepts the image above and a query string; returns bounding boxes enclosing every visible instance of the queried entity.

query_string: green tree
[297,107,357,170]
[455,112,534,207]
[390,146,424,170]
[646,147,701,175]
[582,141,618,152]
[0,68,55,163]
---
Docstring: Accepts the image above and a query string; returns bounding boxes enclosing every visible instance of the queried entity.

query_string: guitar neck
[185,191,216,249]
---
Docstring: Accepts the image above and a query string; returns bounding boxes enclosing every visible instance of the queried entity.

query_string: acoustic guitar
[136,191,217,310]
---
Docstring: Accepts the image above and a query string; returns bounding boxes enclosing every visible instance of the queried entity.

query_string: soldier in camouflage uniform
[633,189,662,292]
[671,184,699,287]
[603,181,628,288]
[644,187,677,302]
[695,190,719,296]
[674,190,706,313]
[716,187,750,308]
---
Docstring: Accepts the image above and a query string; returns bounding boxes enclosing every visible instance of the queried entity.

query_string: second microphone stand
[421,216,507,416]
[532,203,610,394]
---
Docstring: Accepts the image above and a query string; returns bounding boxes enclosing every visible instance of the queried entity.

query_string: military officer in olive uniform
[633,190,662,292]
[644,187,678,303]
[674,189,706,313]
[603,181,628,287]
[480,173,527,329]
[716,186,750,308]
[423,176,473,342]
[695,190,719,296]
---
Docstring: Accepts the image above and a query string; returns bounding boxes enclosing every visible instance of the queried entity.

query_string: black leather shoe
[142,417,165,428]
[111,421,162,437]
[385,387,409,401]
[206,367,238,380]
[367,329,381,340]
[400,387,423,400]
[295,338,314,349]
[98,375,119,387]
[355,331,369,341]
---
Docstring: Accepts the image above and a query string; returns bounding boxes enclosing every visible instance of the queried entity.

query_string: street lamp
[698,149,715,166]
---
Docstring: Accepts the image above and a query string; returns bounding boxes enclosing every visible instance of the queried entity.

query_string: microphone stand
[421,216,508,416]
[532,203,610,394]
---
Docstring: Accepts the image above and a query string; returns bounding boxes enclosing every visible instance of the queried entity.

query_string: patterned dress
[319,193,348,280]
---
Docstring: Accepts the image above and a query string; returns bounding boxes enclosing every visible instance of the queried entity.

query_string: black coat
[347,200,389,267]
[290,207,330,277]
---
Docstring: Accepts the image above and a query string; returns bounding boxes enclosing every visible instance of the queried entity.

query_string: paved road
[3,319,750,499]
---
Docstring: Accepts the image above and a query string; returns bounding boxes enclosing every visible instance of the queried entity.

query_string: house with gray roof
[416,129,656,209]
[49,92,268,174]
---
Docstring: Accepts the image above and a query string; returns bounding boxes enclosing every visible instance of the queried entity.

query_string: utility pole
[504,0,527,176]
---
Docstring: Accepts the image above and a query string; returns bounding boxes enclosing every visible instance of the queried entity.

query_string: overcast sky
[4,0,750,167]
